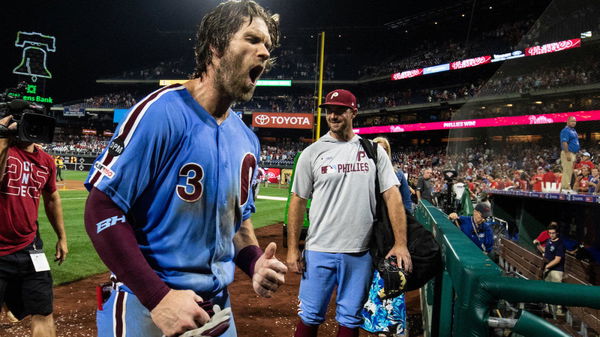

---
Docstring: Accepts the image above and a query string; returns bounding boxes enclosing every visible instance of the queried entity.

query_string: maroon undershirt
[84,187,263,311]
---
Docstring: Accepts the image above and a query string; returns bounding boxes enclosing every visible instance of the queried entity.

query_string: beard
[327,117,348,135]
[215,51,256,104]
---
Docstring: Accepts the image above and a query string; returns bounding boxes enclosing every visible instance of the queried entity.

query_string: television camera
[0,84,55,143]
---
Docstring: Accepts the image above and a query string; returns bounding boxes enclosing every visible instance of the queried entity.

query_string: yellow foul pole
[315,31,325,141]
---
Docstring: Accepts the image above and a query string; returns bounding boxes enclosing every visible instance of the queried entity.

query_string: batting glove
[177,305,232,337]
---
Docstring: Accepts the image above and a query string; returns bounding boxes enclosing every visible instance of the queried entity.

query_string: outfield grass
[38,171,289,285]
[59,169,90,182]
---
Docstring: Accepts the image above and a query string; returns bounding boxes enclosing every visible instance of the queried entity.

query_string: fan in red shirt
[0,115,68,336]
[541,167,562,191]
[575,152,595,170]
[575,166,592,193]
[531,167,546,192]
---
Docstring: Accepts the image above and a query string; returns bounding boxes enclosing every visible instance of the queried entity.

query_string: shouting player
[83,1,286,336]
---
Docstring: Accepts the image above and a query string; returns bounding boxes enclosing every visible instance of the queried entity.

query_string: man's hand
[151,289,210,337]
[0,115,17,144]
[286,247,303,274]
[448,212,459,220]
[253,242,287,297]
[385,244,412,273]
[55,237,68,265]
[566,153,572,162]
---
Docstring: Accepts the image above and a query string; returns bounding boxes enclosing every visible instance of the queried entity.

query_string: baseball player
[287,89,412,337]
[83,2,286,336]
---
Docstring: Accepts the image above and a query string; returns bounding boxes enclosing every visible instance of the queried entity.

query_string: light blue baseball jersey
[85,84,260,296]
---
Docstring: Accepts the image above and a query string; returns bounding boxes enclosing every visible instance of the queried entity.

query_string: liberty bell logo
[13,31,56,82]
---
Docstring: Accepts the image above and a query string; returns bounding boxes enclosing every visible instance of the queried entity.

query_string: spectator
[533,222,558,254]
[575,152,595,170]
[589,167,600,194]
[416,168,434,204]
[448,203,494,253]
[542,226,565,317]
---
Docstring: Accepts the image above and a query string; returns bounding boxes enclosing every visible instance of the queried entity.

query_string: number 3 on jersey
[176,153,256,204]
[177,163,204,202]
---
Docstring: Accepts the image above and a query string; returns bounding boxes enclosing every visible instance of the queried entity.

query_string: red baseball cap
[319,89,357,111]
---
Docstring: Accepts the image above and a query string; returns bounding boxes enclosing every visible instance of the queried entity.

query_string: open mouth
[249,65,264,85]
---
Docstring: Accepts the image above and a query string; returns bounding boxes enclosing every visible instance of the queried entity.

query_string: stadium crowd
[79,91,138,109]
[359,9,600,80]
[43,134,110,156]
[43,132,600,198]
[392,143,600,200]
[232,94,314,113]
[260,140,307,166]
[359,58,600,111]
[116,58,189,80]
[358,18,536,79]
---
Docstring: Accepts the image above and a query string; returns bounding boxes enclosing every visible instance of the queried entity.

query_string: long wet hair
[191,0,280,79]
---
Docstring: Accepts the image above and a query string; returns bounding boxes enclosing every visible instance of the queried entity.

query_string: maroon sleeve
[84,187,170,310]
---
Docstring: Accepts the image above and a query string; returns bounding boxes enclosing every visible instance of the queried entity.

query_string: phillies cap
[319,89,357,110]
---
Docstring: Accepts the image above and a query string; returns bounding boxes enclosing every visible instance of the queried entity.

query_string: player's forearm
[416,190,421,200]
[43,191,67,240]
[233,219,259,253]
[383,187,407,247]
[85,188,170,310]
[233,219,263,278]
[287,194,307,250]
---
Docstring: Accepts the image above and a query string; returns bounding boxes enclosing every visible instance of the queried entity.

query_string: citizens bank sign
[252,112,314,129]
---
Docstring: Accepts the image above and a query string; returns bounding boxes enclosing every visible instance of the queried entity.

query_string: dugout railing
[415,200,600,337]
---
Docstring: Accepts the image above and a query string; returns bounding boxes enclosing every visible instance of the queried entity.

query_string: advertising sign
[353,110,600,135]
[391,69,423,80]
[265,168,281,183]
[450,56,492,70]
[525,38,581,56]
[252,112,313,129]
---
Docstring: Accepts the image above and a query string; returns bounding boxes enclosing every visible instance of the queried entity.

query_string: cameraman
[0,115,68,337]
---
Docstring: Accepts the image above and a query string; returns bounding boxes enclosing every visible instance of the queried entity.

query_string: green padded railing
[416,200,600,337]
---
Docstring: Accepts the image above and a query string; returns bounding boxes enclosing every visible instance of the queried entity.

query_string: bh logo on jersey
[321,165,336,174]
[96,215,127,233]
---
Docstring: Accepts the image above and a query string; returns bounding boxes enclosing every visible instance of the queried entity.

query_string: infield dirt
[0,224,422,336]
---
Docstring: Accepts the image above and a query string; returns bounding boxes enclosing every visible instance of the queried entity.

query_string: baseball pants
[97,287,236,337]
[298,250,372,328]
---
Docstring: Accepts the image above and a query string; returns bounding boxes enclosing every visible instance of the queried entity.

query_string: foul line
[257,195,287,201]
